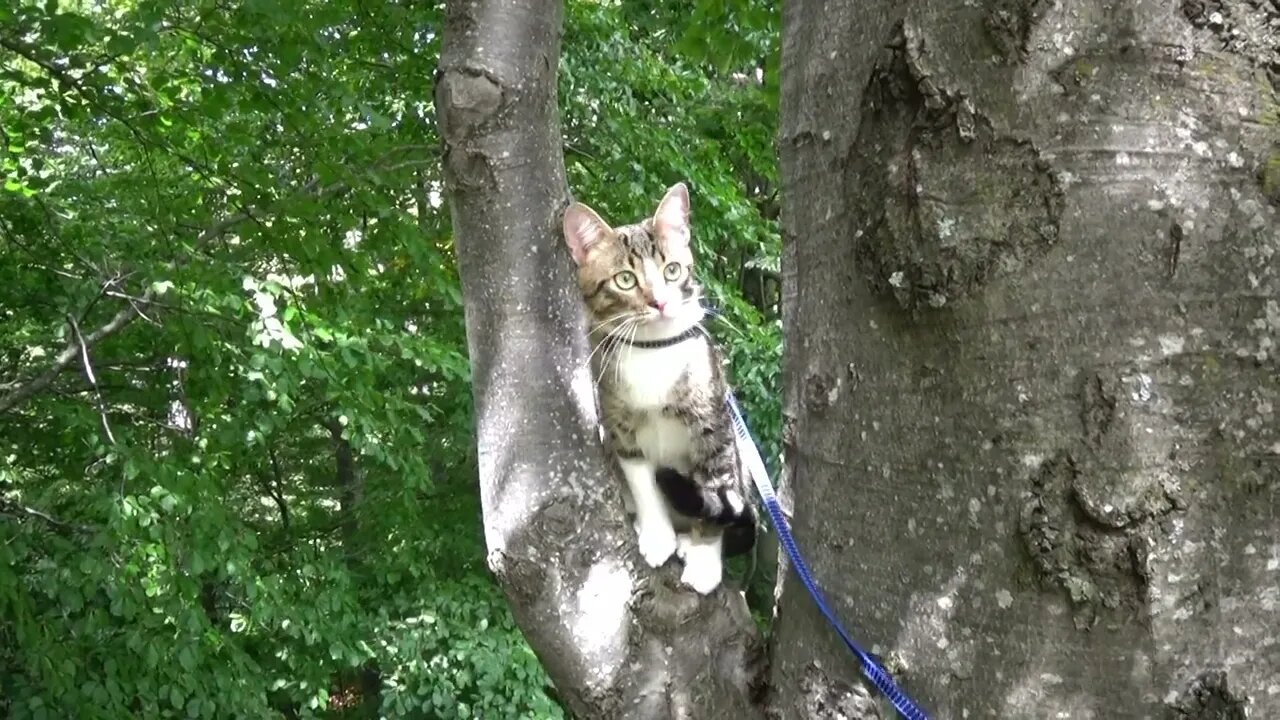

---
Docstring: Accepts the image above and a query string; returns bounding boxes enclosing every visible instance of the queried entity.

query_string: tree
[434,0,765,716]
[772,1,1279,718]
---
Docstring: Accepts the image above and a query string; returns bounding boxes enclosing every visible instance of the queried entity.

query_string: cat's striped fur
[562,183,756,594]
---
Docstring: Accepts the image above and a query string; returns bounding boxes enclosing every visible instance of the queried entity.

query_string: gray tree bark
[775,0,1278,718]
[434,1,764,717]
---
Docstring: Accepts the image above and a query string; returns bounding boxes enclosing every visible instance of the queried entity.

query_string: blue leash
[725,392,931,720]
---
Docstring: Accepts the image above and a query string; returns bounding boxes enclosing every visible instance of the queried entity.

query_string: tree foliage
[0,0,778,717]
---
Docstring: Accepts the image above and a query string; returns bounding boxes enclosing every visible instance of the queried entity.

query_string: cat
[562,182,756,594]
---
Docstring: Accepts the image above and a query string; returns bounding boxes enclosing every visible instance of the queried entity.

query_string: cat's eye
[662,262,682,281]
[613,270,638,290]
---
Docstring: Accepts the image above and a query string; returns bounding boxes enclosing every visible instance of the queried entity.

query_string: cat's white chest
[614,342,699,409]
[611,341,706,471]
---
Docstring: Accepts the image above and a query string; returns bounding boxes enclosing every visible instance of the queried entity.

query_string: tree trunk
[775,1,1278,718]
[434,1,764,717]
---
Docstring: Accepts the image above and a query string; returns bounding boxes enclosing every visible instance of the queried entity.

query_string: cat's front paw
[635,523,678,568]
[680,551,722,595]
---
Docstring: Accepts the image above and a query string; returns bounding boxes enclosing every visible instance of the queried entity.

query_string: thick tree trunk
[776,1,1278,718]
[434,1,764,717]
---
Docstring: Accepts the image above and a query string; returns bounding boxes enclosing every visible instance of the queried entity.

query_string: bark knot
[1166,669,1250,720]
[794,662,882,720]
[1019,370,1185,628]
[438,68,504,137]
[848,21,1063,314]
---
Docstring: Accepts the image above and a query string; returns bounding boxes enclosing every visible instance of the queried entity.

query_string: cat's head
[562,183,703,338]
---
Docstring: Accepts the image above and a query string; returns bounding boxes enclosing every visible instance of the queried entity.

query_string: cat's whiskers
[612,319,642,385]
[586,313,642,366]
[593,317,639,386]
[615,318,641,387]
[585,318,630,371]
[683,294,748,340]
[590,320,628,367]
[589,309,642,335]
[595,338,625,387]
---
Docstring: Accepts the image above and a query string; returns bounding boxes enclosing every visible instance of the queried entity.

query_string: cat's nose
[649,298,667,312]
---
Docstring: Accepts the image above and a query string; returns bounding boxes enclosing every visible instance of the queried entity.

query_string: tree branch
[0,497,94,535]
[0,302,141,415]
[323,417,362,549]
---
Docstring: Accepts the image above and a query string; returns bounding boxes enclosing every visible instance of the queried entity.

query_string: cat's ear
[562,202,613,265]
[653,182,690,248]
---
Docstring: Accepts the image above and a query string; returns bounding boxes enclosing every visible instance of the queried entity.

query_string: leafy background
[0,0,779,717]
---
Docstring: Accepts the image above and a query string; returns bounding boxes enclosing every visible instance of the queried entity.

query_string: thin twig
[266,449,291,531]
[68,314,117,445]
[0,498,94,534]
[77,273,120,325]
[116,290,158,325]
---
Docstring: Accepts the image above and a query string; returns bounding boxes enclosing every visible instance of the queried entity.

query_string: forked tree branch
[0,301,141,415]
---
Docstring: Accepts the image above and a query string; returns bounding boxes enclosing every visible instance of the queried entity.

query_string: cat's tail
[655,467,757,557]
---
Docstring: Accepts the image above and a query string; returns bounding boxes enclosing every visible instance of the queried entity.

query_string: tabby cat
[562,182,756,594]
